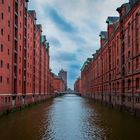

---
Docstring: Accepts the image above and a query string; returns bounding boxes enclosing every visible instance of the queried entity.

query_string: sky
[29,0,128,89]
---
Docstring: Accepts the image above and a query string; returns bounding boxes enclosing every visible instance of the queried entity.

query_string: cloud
[48,37,61,48]
[29,0,128,88]
[46,5,77,33]
[54,52,77,62]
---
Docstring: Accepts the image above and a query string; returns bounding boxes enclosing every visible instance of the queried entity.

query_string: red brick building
[35,24,42,95]
[45,43,50,96]
[74,78,81,93]
[0,0,14,111]
[0,0,60,113]
[58,69,67,91]
[26,10,36,94]
[75,0,140,115]
[53,74,65,93]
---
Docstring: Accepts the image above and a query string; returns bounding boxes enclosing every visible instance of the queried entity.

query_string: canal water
[0,94,140,140]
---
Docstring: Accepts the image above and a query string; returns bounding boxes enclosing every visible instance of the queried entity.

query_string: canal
[0,94,140,140]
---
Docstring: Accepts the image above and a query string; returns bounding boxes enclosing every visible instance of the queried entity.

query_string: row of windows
[0,76,33,86]
[127,97,140,104]
[1,13,11,26]
[2,96,23,104]
[0,60,9,69]
[101,78,140,92]
[0,44,3,52]
[0,29,11,40]
[0,76,9,84]
[4,96,11,104]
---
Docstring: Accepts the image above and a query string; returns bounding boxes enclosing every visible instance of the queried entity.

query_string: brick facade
[75,0,140,115]
[0,0,61,113]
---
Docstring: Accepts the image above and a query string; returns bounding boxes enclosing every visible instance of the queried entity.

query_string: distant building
[53,74,65,93]
[58,69,67,91]
[74,78,81,93]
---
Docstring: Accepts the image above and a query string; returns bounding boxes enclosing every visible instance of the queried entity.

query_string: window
[8,35,10,41]
[136,97,140,103]
[0,60,3,68]
[1,12,3,19]
[0,44,3,52]
[112,83,115,91]
[7,63,9,69]
[136,58,139,70]
[128,23,130,47]
[5,97,8,104]
[128,79,131,91]
[0,76,2,83]
[136,42,139,54]
[8,97,10,103]
[8,20,10,27]
[117,82,119,90]
[1,28,3,36]
[136,78,139,90]
[19,57,21,63]
[128,62,131,72]
[7,78,9,84]
[8,49,10,55]
[1,0,4,4]
[8,6,10,12]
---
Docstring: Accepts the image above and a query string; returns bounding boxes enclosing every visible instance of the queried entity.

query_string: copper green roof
[106,17,119,25]
[46,42,49,49]
[81,58,92,71]
[36,24,42,31]
[81,61,87,71]
[117,3,131,16]
[87,58,92,63]
[41,35,46,43]
[28,10,36,20]
[99,31,108,39]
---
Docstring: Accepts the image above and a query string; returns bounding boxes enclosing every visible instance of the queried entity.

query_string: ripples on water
[40,95,108,140]
[0,94,140,140]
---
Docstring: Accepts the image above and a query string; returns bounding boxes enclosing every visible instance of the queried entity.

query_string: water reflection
[0,94,140,140]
